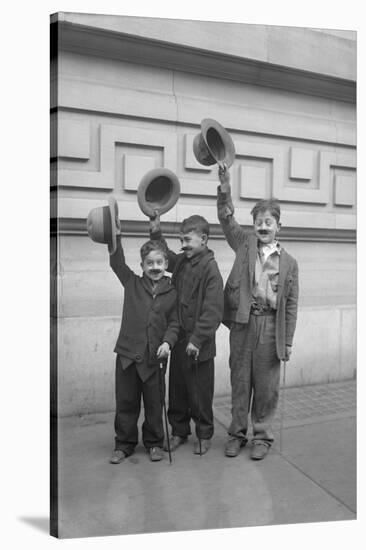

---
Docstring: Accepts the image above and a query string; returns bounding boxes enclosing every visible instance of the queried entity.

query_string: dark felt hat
[193,118,235,168]
[86,195,119,255]
[137,168,181,218]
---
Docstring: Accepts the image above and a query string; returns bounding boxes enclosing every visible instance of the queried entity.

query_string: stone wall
[51,14,356,416]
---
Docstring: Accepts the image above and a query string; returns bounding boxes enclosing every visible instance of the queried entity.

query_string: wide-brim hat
[86,195,119,255]
[137,168,181,218]
[193,118,235,168]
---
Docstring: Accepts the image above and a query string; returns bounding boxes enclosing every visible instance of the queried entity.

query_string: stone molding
[52,123,356,226]
[53,219,356,244]
[52,20,356,103]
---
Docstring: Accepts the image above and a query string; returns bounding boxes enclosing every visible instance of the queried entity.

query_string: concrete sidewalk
[56,379,356,538]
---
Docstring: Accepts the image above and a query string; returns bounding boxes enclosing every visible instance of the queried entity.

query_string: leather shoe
[149,447,164,462]
[250,442,270,460]
[225,437,246,457]
[109,449,127,464]
[164,435,187,452]
[193,439,211,455]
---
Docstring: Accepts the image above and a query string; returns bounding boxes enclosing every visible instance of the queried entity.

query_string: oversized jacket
[109,236,179,378]
[151,230,224,362]
[217,188,299,361]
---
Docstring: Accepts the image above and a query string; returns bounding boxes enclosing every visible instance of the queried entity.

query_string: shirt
[252,241,281,310]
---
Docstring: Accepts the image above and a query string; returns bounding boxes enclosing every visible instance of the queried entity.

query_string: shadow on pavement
[18,517,49,534]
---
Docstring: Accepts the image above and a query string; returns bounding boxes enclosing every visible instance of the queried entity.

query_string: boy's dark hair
[140,239,168,262]
[251,198,281,224]
[180,215,210,237]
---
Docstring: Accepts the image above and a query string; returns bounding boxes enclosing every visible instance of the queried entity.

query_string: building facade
[51,13,356,416]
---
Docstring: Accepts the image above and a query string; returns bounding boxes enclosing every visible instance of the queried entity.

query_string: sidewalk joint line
[277,451,356,515]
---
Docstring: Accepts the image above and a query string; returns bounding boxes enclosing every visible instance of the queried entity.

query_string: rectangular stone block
[57,317,118,416]
[289,147,313,180]
[284,307,342,387]
[180,178,217,197]
[58,119,90,160]
[184,134,212,171]
[334,174,356,206]
[339,307,357,379]
[239,163,269,199]
[123,155,156,191]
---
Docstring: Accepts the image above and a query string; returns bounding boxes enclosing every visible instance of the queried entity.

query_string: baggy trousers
[228,313,280,446]
[114,357,166,454]
[168,338,215,440]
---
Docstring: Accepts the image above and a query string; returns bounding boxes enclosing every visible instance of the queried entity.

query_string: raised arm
[109,234,134,286]
[149,212,178,273]
[217,164,248,252]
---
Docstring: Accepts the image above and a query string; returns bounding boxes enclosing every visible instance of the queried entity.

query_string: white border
[1,2,363,549]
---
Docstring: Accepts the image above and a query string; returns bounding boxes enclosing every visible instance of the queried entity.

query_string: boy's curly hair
[140,239,169,262]
[251,198,281,223]
[180,215,210,237]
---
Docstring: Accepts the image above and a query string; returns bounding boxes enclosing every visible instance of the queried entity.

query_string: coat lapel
[171,253,186,286]
[277,249,291,302]
[248,234,258,284]
[155,277,173,296]
[188,251,212,299]
[141,275,154,296]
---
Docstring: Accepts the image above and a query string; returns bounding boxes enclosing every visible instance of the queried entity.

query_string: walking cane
[160,356,172,464]
[194,355,202,457]
[279,359,287,454]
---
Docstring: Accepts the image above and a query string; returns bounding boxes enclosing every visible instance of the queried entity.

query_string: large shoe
[109,449,127,464]
[225,437,246,457]
[193,439,211,455]
[149,446,164,462]
[164,435,187,452]
[250,442,270,461]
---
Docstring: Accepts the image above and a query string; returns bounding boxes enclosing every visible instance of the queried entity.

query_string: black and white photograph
[49,9,357,539]
[2,1,362,548]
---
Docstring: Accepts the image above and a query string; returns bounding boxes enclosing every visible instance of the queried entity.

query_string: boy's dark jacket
[151,229,224,362]
[217,187,299,361]
[110,236,179,379]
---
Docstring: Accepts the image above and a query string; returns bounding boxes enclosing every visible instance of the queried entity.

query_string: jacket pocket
[117,333,146,358]
[284,276,294,297]
[224,282,240,311]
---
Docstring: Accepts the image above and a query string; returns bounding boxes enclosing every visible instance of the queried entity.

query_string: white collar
[259,241,281,262]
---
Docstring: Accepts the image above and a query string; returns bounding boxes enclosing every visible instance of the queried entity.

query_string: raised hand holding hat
[86,194,120,255]
[193,119,235,168]
[137,168,180,218]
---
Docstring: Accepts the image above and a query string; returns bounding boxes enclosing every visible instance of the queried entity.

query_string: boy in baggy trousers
[217,164,299,460]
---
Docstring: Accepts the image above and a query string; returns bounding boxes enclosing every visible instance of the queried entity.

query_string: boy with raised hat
[150,213,224,455]
[88,197,180,463]
[217,165,299,460]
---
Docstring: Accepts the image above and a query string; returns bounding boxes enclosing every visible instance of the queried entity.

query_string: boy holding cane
[108,221,179,463]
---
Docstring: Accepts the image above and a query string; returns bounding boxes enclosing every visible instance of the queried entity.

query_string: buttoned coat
[150,230,224,362]
[217,188,299,361]
[110,236,179,380]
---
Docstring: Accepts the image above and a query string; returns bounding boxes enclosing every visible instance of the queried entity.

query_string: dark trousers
[168,339,215,440]
[228,314,281,446]
[114,357,165,454]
